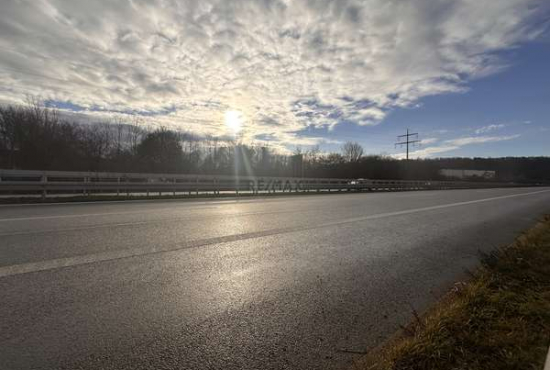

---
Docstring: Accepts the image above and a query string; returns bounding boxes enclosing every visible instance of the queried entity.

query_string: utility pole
[395,129,420,160]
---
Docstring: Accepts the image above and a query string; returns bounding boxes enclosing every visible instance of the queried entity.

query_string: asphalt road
[1,187,550,370]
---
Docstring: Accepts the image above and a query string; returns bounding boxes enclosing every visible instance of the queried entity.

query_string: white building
[439,169,496,179]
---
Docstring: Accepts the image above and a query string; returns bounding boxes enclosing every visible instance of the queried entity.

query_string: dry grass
[356,215,550,370]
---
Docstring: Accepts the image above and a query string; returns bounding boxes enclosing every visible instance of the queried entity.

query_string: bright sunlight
[224,110,243,134]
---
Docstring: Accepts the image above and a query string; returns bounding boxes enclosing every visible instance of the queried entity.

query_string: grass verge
[356,215,550,370]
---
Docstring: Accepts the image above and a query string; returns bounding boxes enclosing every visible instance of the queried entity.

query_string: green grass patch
[356,215,550,370]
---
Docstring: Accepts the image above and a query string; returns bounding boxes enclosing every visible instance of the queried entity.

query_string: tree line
[1,102,549,182]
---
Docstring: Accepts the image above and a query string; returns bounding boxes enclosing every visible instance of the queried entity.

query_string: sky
[0,0,549,157]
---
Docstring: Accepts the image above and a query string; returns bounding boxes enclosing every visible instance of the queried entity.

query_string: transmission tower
[395,129,420,160]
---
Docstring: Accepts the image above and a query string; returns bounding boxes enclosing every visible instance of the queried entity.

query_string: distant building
[440,169,496,180]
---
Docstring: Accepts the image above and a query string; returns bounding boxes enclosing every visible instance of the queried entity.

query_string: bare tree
[111,117,126,156]
[127,117,145,156]
[341,141,364,162]
[3,100,549,183]
[80,122,113,171]
[0,106,21,168]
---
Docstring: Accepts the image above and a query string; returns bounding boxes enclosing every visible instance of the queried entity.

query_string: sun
[224,110,243,134]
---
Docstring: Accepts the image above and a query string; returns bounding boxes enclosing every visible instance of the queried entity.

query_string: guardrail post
[117,177,120,196]
[84,176,89,196]
[41,174,47,199]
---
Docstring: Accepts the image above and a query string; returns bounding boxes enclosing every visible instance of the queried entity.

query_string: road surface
[1,187,549,370]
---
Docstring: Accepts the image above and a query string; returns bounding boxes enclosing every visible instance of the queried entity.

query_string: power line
[395,128,420,160]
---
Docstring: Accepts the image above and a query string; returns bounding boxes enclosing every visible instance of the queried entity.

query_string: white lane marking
[0,221,153,237]
[0,211,151,222]
[319,188,550,226]
[0,205,222,222]
[0,187,542,222]
[0,192,334,221]
[0,207,323,237]
[0,191,331,208]
[0,197,249,208]
[1,188,549,278]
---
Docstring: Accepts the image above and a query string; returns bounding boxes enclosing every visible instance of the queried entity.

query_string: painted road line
[1,188,549,278]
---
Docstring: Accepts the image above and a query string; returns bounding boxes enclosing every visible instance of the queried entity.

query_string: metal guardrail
[0,169,529,198]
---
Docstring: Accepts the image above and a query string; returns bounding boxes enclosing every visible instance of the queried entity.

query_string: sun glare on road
[224,110,243,135]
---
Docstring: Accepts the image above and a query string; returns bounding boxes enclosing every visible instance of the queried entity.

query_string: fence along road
[0,169,533,199]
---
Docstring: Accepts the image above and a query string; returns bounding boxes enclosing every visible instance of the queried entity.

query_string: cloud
[400,134,520,158]
[430,129,450,135]
[0,0,546,148]
[445,134,520,147]
[421,137,438,145]
[474,123,505,134]
[397,145,460,159]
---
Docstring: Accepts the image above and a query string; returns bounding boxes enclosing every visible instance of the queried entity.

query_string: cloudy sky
[0,0,549,157]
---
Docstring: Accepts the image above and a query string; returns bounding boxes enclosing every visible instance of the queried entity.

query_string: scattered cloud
[400,134,521,158]
[431,129,450,135]
[447,134,520,146]
[421,137,438,145]
[396,145,459,159]
[0,0,546,148]
[474,123,505,134]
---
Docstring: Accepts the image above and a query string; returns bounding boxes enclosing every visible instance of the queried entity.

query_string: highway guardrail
[0,169,531,198]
